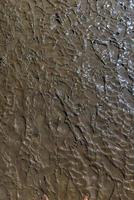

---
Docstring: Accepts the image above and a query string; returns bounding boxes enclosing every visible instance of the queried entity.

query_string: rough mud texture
[0,0,134,200]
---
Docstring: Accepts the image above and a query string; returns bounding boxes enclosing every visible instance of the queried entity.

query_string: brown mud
[0,0,134,200]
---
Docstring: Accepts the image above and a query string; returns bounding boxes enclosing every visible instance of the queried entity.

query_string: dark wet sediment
[0,0,134,200]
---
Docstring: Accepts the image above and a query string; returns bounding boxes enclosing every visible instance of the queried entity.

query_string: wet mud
[0,0,134,200]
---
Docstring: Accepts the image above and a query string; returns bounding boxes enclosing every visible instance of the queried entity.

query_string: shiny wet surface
[0,0,134,200]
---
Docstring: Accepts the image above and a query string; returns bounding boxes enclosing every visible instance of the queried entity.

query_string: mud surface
[0,0,134,200]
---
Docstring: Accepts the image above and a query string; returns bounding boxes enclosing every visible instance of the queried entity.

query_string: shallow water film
[0,0,134,200]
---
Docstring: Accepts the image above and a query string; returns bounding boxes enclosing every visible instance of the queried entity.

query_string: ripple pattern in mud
[0,0,134,200]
